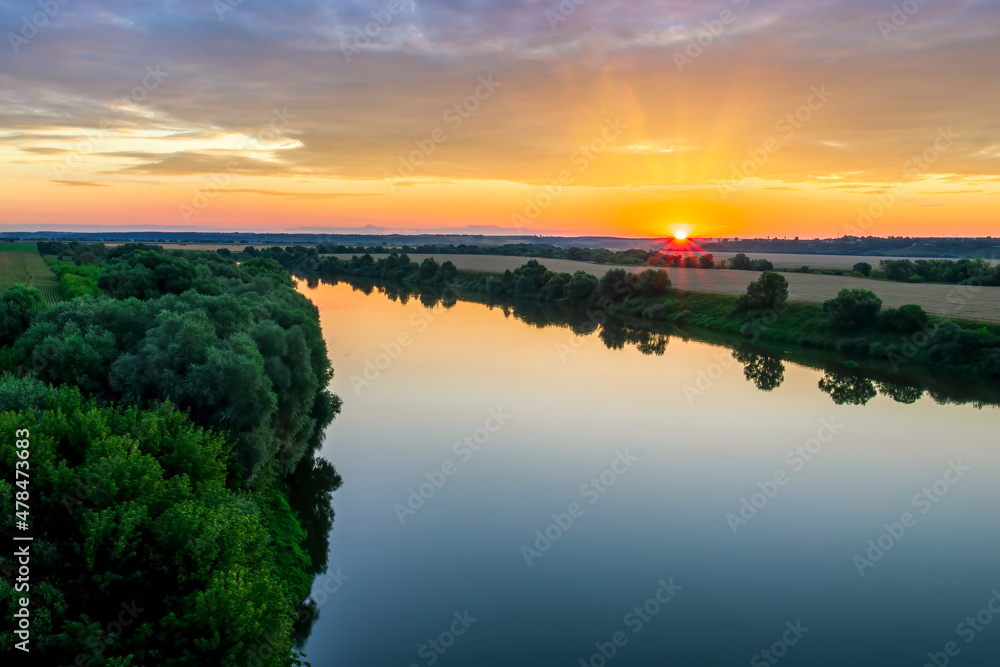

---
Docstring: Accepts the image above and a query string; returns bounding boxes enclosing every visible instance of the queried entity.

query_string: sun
[671,225,692,241]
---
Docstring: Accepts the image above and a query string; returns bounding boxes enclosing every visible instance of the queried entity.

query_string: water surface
[301,280,1000,667]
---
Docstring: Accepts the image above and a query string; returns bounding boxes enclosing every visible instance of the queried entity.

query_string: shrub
[822,288,882,330]
[879,304,928,333]
[736,271,788,311]
[852,262,873,277]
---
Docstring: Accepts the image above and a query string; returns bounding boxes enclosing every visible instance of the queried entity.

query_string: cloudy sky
[1,0,999,237]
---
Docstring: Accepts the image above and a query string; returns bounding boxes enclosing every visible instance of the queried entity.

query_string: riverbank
[321,253,1000,323]
[263,248,1000,405]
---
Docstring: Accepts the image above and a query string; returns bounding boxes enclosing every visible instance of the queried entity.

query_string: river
[298,278,1000,667]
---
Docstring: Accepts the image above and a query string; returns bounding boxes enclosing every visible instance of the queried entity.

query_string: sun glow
[671,225,691,241]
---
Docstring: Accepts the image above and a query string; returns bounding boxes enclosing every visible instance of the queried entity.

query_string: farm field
[705,251,999,271]
[329,253,1000,323]
[0,248,62,304]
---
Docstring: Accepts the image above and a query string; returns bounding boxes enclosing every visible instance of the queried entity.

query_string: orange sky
[2,0,998,237]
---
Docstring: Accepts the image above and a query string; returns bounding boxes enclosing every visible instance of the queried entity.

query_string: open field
[706,252,999,271]
[0,249,62,304]
[330,253,1000,323]
[0,242,44,252]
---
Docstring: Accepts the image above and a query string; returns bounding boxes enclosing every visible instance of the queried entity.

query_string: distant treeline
[15,233,1000,260]
[876,258,1000,285]
[288,240,997,285]
[276,241,780,272]
[252,246,1000,388]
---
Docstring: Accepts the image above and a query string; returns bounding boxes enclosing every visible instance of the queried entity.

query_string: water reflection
[322,275,1000,409]
[735,348,786,392]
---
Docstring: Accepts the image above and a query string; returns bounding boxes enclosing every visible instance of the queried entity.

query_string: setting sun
[672,226,691,241]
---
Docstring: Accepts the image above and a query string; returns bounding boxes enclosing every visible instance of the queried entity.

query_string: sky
[1,0,999,238]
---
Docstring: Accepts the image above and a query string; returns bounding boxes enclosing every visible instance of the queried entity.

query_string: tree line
[261,246,1000,391]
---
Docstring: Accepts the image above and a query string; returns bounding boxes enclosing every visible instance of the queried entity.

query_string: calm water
[299,280,1000,667]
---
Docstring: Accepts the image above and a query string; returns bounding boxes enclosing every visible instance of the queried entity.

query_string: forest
[1,242,342,666]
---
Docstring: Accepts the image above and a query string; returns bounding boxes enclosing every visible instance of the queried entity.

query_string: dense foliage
[269,242,782,273]
[876,258,1000,285]
[822,289,883,330]
[0,379,318,665]
[728,252,775,272]
[19,248,338,479]
[0,284,47,346]
[1,244,343,665]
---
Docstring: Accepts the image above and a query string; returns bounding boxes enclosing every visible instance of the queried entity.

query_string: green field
[0,247,62,304]
[0,242,45,252]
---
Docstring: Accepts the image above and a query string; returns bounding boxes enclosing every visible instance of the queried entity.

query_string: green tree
[729,253,752,270]
[737,271,788,311]
[852,262,873,277]
[879,304,928,333]
[0,284,46,346]
[823,288,883,330]
[599,268,629,300]
[567,271,599,305]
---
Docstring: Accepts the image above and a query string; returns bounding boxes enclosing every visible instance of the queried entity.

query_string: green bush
[736,271,788,311]
[852,262,873,277]
[879,304,928,333]
[823,288,882,330]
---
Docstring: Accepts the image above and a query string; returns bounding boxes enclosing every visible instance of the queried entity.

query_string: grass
[0,242,43,253]
[0,249,62,304]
